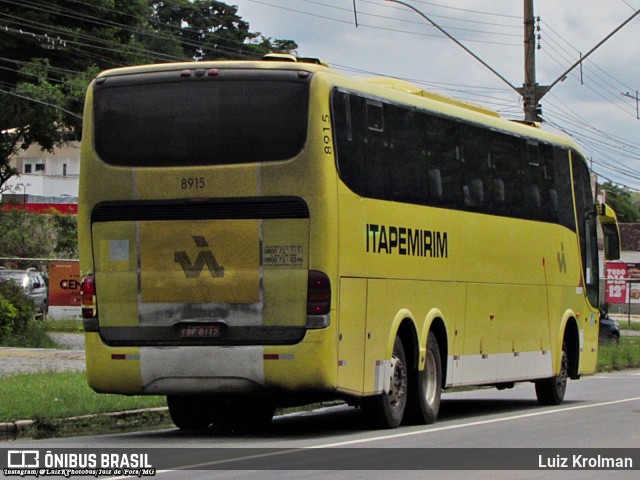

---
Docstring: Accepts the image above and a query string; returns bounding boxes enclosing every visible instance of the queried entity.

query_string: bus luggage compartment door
[90,198,310,346]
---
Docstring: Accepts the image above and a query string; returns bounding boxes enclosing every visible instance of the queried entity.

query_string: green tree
[0,209,55,260]
[1,60,67,193]
[0,0,298,192]
[150,0,297,60]
[0,0,157,193]
[52,213,78,258]
[599,182,640,223]
[0,209,79,260]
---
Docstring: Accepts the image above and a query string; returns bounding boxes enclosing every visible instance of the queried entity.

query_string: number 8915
[181,177,205,190]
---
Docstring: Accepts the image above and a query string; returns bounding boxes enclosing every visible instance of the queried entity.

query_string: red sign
[605,262,640,304]
[48,261,81,307]
[605,262,627,304]
[1,203,77,214]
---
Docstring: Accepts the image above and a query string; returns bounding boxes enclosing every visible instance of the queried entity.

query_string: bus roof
[94,56,579,152]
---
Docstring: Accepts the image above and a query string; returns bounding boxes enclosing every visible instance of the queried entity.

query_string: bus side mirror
[597,203,621,261]
[602,224,620,260]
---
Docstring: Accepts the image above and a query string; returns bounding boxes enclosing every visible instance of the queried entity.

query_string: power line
[241,0,520,46]
[0,87,81,119]
[409,0,521,19]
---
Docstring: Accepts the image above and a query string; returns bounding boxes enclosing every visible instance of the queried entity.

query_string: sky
[230,0,640,191]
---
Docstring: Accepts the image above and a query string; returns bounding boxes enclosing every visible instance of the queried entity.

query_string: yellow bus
[79,54,620,430]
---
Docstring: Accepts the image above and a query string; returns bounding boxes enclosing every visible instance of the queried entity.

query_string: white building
[1,142,80,201]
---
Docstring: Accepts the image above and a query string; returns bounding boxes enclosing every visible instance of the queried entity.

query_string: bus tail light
[307,270,331,317]
[81,274,97,319]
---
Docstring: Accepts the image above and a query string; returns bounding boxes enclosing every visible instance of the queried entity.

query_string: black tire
[362,336,408,429]
[210,398,276,432]
[535,342,569,406]
[405,331,442,424]
[167,395,212,430]
[610,332,620,344]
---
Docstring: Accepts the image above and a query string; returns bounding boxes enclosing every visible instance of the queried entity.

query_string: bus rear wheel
[167,395,212,430]
[362,336,408,429]
[535,342,569,405]
[406,331,442,424]
[210,398,276,432]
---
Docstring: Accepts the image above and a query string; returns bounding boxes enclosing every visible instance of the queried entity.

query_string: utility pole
[388,0,640,124]
[622,91,639,119]
[518,0,548,123]
[520,0,640,122]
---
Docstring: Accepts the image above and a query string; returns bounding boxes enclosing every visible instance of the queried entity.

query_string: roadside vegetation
[0,281,58,348]
[43,318,83,333]
[0,372,168,436]
[0,321,58,348]
[0,278,53,347]
[597,336,640,372]
[616,319,640,331]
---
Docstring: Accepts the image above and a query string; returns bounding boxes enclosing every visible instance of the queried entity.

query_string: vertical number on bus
[321,115,332,155]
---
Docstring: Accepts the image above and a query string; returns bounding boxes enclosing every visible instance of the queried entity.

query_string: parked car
[599,305,621,344]
[0,268,48,318]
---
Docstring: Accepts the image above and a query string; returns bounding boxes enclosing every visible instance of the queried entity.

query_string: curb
[0,407,169,442]
[63,406,169,423]
[0,419,35,439]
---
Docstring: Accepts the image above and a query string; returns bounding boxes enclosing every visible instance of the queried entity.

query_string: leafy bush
[0,209,78,262]
[0,279,34,341]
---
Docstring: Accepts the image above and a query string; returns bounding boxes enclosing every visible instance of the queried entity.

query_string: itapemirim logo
[174,235,225,278]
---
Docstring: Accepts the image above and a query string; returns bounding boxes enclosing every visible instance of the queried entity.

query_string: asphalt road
[5,369,639,479]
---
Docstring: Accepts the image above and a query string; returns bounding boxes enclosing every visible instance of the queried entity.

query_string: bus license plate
[179,325,222,338]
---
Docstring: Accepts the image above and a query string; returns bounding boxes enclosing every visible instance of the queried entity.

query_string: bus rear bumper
[85,328,337,396]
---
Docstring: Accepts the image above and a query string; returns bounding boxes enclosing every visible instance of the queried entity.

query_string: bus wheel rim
[425,350,437,405]
[389,355,407,407]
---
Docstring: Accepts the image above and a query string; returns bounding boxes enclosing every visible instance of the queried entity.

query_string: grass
[0,371,166,424]
[597,336,640,372]
[0,321,59,348]
[620,321,640,331]
[43,318,83,332]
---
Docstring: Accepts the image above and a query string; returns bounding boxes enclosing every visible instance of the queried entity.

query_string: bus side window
[572,152,599,307]
[389,107,426,204]
[428,169,443,201]
[423,115,462,208]
[551,148,576,231]
[366,100,384,132]
[537,143,555,222]
[493,178,505,205]
[524,140,550,220]
[460,126,491,209]
[491,133,522,216]
[363,100,389,198]
[332,91,366,196]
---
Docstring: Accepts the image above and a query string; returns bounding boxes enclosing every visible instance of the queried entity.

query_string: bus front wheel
[361,336,408,429]
[535,342,569,405]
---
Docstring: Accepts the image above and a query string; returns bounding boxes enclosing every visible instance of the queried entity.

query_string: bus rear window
[93,72,310,167]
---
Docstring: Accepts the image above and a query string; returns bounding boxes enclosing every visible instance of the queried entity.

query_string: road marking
[316,396,640,447]
[107,395,640,477]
